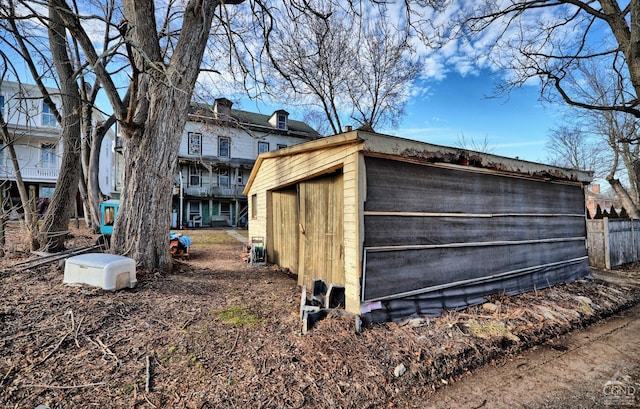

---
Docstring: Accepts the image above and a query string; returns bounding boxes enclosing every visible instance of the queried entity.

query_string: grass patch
[183,229,245,247]
[465,319,520,342]
[214,305,264,327]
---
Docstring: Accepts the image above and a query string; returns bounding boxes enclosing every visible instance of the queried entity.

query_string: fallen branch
[73,316,84,348]
[227,329,240,355]
[144,395,157,408]
[0,325,62,343]
[22,382,106,389]
[86,336,119,362]
[1,364,15,385]
[145,355,152,393]
[39,330,71,365]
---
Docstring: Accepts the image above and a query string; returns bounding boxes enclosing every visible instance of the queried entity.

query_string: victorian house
[0,80,115,218]
[172,98,320,228]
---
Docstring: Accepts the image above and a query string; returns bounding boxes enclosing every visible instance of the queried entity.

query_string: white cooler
[64,253,137,290]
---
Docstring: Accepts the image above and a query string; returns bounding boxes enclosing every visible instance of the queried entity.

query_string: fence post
[604,217,610,269]
[632,219,635,262]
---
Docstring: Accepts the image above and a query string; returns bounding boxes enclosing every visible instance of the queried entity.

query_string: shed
[243,131,593,322]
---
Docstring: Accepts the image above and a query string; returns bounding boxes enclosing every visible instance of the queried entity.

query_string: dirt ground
[1,223,640,408]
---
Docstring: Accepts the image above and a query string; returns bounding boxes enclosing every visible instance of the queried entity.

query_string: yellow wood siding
[247,142,362,314]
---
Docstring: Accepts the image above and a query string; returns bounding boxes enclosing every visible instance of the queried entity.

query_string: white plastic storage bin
[64,253,137,290]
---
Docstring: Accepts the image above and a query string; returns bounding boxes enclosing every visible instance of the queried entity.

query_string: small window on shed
[251,194,257,219]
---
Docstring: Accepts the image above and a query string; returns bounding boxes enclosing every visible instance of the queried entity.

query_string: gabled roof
[188,102,320,139]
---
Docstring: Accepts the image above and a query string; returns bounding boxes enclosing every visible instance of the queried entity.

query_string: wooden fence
[586,218,640,269]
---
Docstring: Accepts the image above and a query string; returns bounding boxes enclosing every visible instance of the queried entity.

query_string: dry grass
[1,223,639,408]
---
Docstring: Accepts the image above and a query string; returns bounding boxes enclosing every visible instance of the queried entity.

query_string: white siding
[0,80,114,188]
[179,121,313,161]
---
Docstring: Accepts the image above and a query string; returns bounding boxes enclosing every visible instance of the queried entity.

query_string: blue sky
[1,2,570,166]
[378,71,564,164]
[235,70,562,164]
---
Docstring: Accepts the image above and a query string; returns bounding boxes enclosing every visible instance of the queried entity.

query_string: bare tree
[0,0,119,249]
[38,0,432,270]
[49,0,239,269]
[545,124,609,174]
[458,1,640,118]
[36,0,84,252]
[544,62,640,215]
[267,2,420,134]
[454,0,640,216]
[455,132,495,154]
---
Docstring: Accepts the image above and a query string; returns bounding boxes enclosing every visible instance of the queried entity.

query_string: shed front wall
[247,142,362,314]
[361,156,590,321]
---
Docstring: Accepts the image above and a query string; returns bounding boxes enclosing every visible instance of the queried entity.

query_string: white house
[173,98,320,227]
[0,80,116,217]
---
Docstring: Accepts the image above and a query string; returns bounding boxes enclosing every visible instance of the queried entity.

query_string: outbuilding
[243,131,593,322]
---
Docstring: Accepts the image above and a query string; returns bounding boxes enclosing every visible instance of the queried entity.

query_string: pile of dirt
[0,224,639,408]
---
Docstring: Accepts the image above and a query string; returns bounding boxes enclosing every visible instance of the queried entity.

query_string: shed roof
[244,131,593,194]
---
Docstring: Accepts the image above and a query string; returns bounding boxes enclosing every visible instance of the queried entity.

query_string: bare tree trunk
[38,1,83,252]
[619,143,640,206]
[0,185,5,257]
[79,102,117,232]
[86,120,110,231]
[607,175,640,218]
[112,95,178,269]
[3,142,39,250]
[633,158,640,206]
[111,0,220,271]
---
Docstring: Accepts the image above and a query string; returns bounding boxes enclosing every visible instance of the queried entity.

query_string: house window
[237,170,244,184]
[277,113,287,130]
[218,167,230,188]
[42,101,56,126]
[188,201,202,226]
[188,132,202,155]
[0,143,4,167]
[219,136,230,158]
[277,144,287,150]
[0,95,4,118]
[258,141,269,154]
[251,194,257,219]
[41,144,56,168]
[189,165,201,186]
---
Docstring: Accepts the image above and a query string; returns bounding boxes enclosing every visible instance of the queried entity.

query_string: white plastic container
[64,253,137,290]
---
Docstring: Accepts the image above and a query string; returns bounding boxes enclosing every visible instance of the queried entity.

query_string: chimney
[591,184,600,194]
[344,125,353,132]
[213,98,233,117]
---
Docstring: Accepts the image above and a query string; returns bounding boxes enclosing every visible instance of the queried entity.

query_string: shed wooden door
[270,187,299,273]
[298,173,345,288]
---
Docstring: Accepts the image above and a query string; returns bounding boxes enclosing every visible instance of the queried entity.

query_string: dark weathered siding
[361,156,589,319]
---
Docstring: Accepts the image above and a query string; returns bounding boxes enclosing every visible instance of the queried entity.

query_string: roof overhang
[243,130,593,196]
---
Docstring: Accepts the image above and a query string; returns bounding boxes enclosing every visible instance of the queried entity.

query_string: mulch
[1,225,639,408]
